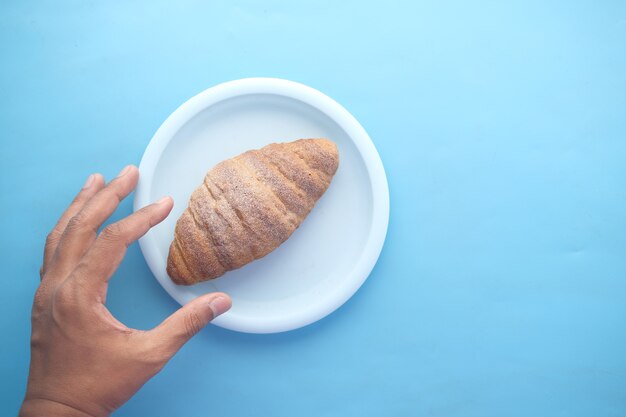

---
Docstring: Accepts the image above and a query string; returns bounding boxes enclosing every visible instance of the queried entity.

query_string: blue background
[1,1,625,416]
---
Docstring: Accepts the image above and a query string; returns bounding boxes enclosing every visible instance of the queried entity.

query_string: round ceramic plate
[134,78,389,333]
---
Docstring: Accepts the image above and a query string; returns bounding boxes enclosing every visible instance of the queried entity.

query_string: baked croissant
[167,138,339,285]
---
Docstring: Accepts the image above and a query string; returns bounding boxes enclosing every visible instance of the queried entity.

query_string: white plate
[134,78,389,333]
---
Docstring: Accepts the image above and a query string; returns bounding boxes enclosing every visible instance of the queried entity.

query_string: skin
[19,165,232,417]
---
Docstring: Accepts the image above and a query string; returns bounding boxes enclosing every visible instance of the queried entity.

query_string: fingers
[148,293,231,355]
[72,196,174,293]
[47,165,139,279]
[41,174,105,277]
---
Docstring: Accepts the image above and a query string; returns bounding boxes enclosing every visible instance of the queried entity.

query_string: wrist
[20,397,104,417]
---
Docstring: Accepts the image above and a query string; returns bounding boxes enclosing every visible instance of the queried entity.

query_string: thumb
[149,292,231,354]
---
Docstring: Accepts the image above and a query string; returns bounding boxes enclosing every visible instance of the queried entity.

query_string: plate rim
[134,77,389,333]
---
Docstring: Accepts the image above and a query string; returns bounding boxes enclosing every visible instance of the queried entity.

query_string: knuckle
[33,286,48,309]
[104,184,124,204]
[65,213,86,233]
[52,282,79,315]
[100,223,124,243]
[30,329,45,350]
[45,229,62,246]
[137,205,151,220]
[183,311,204,339]
[144,206,161,228]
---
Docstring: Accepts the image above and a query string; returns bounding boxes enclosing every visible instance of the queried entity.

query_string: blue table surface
[1,1,625,416]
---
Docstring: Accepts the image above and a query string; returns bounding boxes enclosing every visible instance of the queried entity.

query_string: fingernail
[156,196,172,205]
[82,174,95,189]
[116,165,133,178]
[208,296,231,318]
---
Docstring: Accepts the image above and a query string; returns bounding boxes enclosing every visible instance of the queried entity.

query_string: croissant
[166,138,339,285]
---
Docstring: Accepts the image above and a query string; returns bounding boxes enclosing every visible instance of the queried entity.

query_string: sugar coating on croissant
[167,138,339,285]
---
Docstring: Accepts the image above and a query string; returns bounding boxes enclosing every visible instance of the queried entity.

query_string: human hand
[19,166,231,417]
